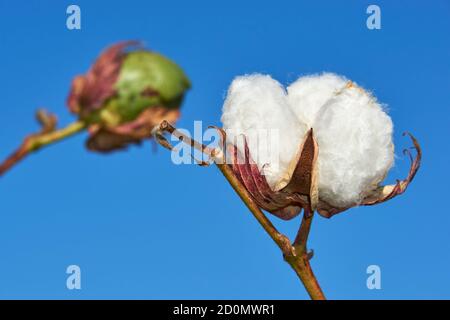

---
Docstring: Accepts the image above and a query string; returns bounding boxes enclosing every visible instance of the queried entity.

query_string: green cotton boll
[103,50,191,124]
[67,42,191,128]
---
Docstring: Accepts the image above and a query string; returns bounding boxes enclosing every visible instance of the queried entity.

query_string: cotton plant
[0,41,190,176]
[1,43,421,298]
[154,72,421,299]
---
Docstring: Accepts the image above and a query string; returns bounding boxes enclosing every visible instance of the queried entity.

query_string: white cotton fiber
[287,73,348,126]
[313,83,394,207]
[221,74,309,189]
[221,73,394,209]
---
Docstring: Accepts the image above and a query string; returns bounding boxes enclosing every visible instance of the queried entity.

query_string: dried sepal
[363,133,421,204]
[67,41,139,116]
[87,107,179,152]
[226,129,318,220]
[280,129,319,213]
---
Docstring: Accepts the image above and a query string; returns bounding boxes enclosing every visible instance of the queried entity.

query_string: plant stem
[215,163,294,254]
[0,120,86,177]
[154,121,326,300]
[289,211,325,300]
[217,163,325,300]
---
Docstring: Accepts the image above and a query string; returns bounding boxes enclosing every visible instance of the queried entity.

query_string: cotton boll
[314,84,394,208]
[287,73,348,126]
[221,74,308,189]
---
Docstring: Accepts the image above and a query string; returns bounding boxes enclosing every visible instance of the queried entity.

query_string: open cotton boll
[287,73,348,126]
[313,84,394,208]
[221,74,308,189]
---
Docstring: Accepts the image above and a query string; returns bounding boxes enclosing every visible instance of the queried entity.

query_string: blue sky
[0,0,449,299]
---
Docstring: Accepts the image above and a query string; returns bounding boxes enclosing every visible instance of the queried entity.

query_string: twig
[0,110,86,177]
[153,121,326,300]
[288,210,325,299]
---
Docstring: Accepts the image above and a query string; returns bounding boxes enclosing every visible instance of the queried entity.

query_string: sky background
[0,0,449,299]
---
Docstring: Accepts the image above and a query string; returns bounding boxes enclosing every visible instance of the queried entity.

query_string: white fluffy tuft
[221,73,394,208]
[221,74,308,189]
[313,84,394,207]
[287,73,348,126]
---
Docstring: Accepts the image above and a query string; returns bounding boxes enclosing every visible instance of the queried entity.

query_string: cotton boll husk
[313,84,394,208]
[221,74,309,189]
[287,73,348,126]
